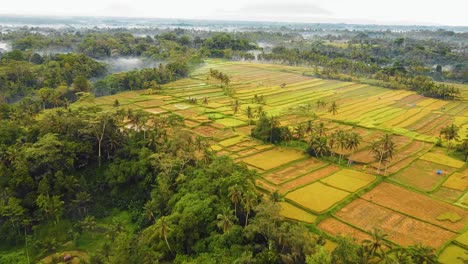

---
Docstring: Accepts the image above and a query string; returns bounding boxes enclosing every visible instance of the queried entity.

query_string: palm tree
[228,184,243,216]
[370,134,396,174]
[308,136,330,158]
[242,191,257,227]
[381,135,396,175]
[155,216,172,254]
[294,124,306,139]
[316,99,327,110]
[256,105,264,116]
[270,191,283,203]
[232,100,241,115]
[316,99,323,110]
[245,106,255,125]
[406,244,438,264]
[335,130,347,165]
[346,132,362,167]
[216,208,236,233]
[363,228,390,259]
[328,132,337,161]
[106,221,126,242]
[328,101,338,115]
[316,122,326,137]
[305,120,314,136]
[440,124,460,151]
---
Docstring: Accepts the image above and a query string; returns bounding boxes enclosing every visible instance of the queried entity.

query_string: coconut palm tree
[316,122,326,137]
[329,101,338,115]
[232,100,241,115]
[363,228,390,259]
[328,132,337,161]
[337,130,347,165]
[242,191,257,227]
[269,115,280,144]
[346,132,362,167]
[316,99,327,110]
[316,99,323,110]
[370,134,396,174]
[305,120,314,136]
[155,216,173,254]
[216,207,236,233]
[406,244,438,264]
[228,184,243,216]
[381,135,396,174]
[245,106,255,125]
[440,124,460,151]
[294,124,306,139]
[308,136,330,158]
[270,191,283,203]
[256,105,264,116]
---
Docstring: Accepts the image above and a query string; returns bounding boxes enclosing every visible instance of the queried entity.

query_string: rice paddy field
[76,60,468,262]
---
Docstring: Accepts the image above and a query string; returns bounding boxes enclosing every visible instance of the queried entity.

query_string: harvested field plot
[361,183,467,232]
[384,142,432,174]
[336,199,456,248]
[318,218,371,243]
[184,119,199,128]
[420,152,466,168]
[286,182,350,213]
[431,187,464,203]
[242,148,305,171]
[443,172,468,191]
[279,202,317,223]
[279,165,340,193]
[236,148,264,158]
[135,99,165,108]
[349,149,375,164]
[321,169,376,192]
[235,125,255,135]
[263,158,326,185]
[214,118,246,127]
[218,136,246,147]
[391,160,456,192]
[255,179,277,193]
[144,107,167,114]
[192,125,220,137]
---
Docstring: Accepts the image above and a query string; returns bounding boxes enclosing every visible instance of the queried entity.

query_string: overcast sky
[1,0,467,26]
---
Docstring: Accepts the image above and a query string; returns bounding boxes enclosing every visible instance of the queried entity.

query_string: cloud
[237,2,332,16]
[96,2,140,17]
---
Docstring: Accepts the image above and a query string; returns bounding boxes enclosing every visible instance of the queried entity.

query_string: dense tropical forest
[0,17,467,263]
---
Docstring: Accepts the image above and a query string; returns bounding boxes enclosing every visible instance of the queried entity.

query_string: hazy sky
[1,0,467,26]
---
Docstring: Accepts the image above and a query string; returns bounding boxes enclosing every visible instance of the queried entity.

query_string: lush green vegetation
[0,51,106,102]
[0,23,467,264]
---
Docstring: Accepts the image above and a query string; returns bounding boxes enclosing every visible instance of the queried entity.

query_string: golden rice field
[81,60,467,261]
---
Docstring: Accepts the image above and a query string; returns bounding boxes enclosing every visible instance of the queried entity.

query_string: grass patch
[436,212,462,223]
[391,159,456,192]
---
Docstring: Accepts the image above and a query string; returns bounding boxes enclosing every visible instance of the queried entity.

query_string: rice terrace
[72,59,468,262]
